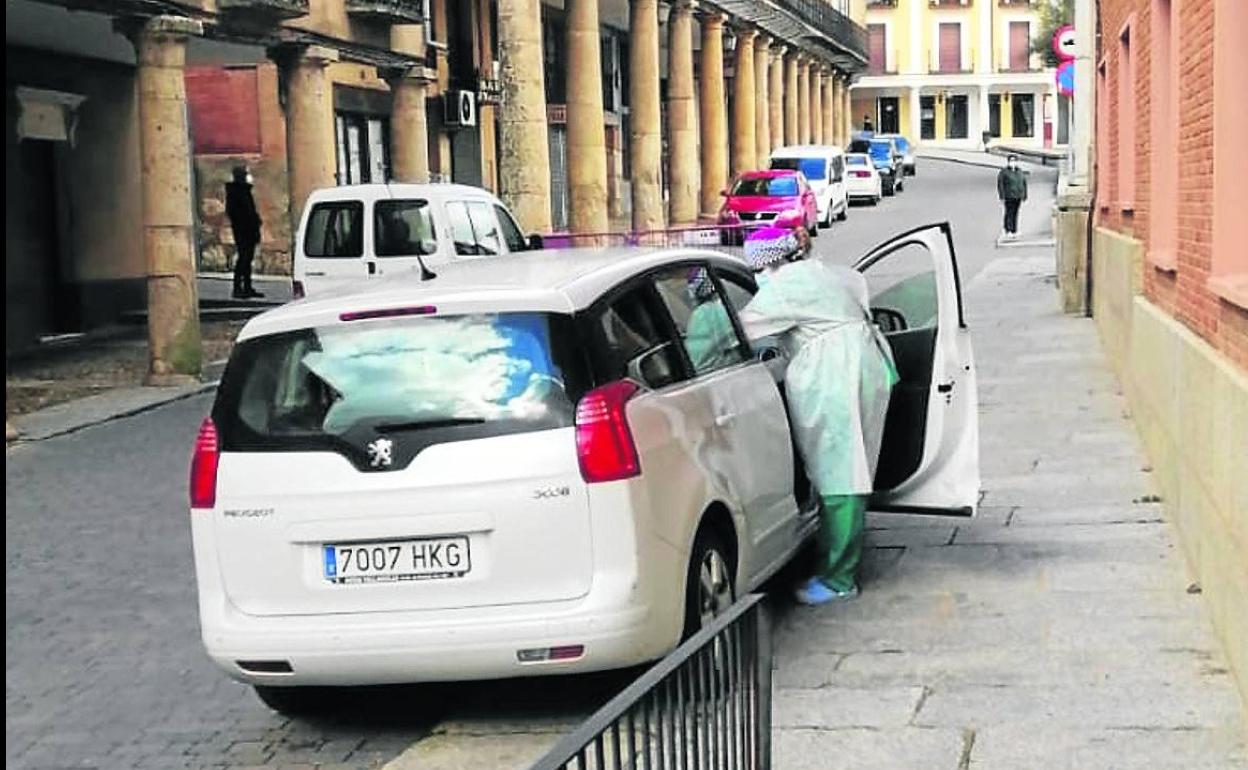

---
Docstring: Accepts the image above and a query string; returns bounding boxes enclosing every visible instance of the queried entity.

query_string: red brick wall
[1096,0,1248,369]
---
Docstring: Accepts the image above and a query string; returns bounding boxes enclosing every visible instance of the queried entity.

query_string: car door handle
[937,381,954,394]
[367,262,378,275]
[715,411,737,427]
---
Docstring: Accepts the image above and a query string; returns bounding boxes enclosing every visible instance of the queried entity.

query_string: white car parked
[844,153,884,205]
[190,225,979,714]
[292,183,540,299]
[769,146,850,228]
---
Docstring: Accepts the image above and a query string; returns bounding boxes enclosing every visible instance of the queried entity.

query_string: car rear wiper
[374,417,487,433]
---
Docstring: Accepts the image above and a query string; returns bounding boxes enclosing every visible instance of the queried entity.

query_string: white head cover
[744,226,798,271]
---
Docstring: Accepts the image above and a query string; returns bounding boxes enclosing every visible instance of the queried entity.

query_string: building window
[1012,93,1035,137]
[542,12,566,104]
[1149,0,1178,270]
[1008,21,1031,71]
[335,114,390,184]
[945,94,969,138]
[1117,22,1136,209]
[1211,0,1248,305]
[868,24,888,74]
[938,23,962,73]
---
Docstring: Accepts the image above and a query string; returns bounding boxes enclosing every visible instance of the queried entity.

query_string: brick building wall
[1095,0,1248,369]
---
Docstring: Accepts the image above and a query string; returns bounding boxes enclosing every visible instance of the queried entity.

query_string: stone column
[730,26,757,176]
[699,11,728,217]
[629,0,664,231]
[386,67,433,183]
[565,0,608,233]
[667,0,698,224]
[784,51,799,145]
[754,34,771,166]
[842,76,852,143]
[769,46,785,152]
[823,72,836,145]
[811,68,823,146]
[130,16,203,384]
[276,44,338,236]
[498,0,552,233]
[797,59,811,144]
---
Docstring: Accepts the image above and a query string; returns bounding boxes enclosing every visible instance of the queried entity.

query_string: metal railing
[529,595,773,770]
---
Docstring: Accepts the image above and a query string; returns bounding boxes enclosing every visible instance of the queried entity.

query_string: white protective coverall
[739,260,898,496]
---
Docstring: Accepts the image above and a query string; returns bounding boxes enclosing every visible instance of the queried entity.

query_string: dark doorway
[878,97,900,134]
[945,94,969,139]
[920,96,936,140]
[989,94,1002,137]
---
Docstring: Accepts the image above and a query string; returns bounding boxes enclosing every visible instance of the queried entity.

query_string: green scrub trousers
[816,494,867,593]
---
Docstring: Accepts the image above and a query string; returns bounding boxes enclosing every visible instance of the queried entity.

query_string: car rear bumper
[193,518,683,686]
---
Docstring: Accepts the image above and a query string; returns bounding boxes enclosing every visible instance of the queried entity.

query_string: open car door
[853,222,980,516]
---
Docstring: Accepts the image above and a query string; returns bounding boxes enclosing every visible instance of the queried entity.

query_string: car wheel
[883,180,894,197]
[820,207,833,229]
[837,204,849,222]
[682,528,736,640]
[254,685,335,717]
[870,195,880,206]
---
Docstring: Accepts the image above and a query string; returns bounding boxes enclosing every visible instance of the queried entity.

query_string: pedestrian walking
[225,165,263,299]
[738,229,898,605]
[997,154,1028,241]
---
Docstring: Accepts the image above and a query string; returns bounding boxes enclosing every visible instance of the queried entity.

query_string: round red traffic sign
[1053,25,1077,62]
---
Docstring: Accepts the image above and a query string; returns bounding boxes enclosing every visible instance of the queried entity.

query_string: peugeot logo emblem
[366,437,395,469]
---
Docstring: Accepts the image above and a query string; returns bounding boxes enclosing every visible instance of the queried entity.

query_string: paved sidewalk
[770,251,1247,769]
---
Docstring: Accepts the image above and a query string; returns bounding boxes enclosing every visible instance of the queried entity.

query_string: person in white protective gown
[738,227,899,605]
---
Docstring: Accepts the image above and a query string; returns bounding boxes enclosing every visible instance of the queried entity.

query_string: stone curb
[7,364,224,446]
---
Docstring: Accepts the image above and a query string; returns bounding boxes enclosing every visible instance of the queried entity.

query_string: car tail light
[190,418,220,510]
[852,170,872,178]
[292,280,305,299]
[575,381,641,483]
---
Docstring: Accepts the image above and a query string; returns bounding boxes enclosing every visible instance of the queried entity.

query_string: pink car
[718,170,819,244]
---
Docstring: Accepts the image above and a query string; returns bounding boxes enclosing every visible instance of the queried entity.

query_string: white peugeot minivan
[292,183,539,299]
[769,146,850,228]
[190,224,980,715]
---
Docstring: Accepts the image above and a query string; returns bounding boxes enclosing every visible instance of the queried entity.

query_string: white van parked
[769,146,850,228]
[292,183,540,298]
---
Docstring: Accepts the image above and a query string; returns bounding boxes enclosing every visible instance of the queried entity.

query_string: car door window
[495,205,527,252]
[584,285,684,389]
[304,202,363,258]
[445,202,478,255]
[860,244,939,332]
[466,202,503,255]
[652,266,748,375]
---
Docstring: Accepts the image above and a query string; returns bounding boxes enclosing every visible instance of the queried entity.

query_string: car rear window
[213,313,589,466]
[846,155,869,166]
[732,176,799,197]
[304,202,364,258]
[770,157,827,181]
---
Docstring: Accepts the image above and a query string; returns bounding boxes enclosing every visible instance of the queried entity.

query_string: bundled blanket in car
[739,260,898,495]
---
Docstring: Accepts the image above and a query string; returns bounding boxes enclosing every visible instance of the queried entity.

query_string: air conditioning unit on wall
[445,90,477,128]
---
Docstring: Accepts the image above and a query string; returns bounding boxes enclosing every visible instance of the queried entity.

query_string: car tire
[820,207,833,229]
[254,685,335,717]
[870,195,880,206]
[883,179,895,197]
[838,204,849,222]
[682,528,736,640]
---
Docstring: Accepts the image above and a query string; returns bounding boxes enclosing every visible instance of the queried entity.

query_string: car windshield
[733,176,799,197]
[770,157,827,181]
[213,313,586,452]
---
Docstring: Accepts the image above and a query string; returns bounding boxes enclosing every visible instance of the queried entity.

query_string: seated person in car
[738,228,898,605]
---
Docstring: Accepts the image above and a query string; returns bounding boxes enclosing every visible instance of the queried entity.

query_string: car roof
[739,169,799,179]
[306,183,502,205]
[770,145,845,156]
[239,247,753,341]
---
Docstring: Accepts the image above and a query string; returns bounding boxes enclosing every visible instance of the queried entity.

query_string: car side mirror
[419,238,438,255]
[527,233,544,250]
[627,343,677,389]
[719,189,729,197]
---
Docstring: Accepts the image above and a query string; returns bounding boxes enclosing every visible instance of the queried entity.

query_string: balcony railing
[867,0,899,7]
[930,0,973,7]
[218,0,308,19]
[345,0,424,23]
[773,0,869,64]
